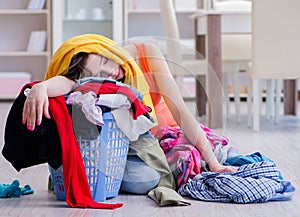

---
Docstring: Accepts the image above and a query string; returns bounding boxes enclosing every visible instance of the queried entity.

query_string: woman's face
[84,53,124,80]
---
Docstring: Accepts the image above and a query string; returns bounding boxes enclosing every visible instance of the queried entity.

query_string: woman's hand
[209,162,238,173]
[21,76,75,131]
[22,83,50,131]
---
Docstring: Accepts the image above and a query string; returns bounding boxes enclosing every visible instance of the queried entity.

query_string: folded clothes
[0,180,34,198]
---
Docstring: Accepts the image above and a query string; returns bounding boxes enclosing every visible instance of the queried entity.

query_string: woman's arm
[22,75,75,131]
[141,43,237,173]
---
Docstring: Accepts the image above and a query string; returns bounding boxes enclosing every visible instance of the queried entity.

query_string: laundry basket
[49,112,129,202]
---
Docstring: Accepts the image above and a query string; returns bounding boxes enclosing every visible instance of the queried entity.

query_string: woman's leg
[120,155,161,195]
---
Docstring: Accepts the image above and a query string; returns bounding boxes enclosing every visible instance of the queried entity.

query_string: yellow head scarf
[45,34,155,116]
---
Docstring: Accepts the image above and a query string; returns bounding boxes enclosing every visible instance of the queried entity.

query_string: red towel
[48,95,123,209]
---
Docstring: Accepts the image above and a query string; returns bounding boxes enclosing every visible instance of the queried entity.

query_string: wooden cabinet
[0,0,52,84]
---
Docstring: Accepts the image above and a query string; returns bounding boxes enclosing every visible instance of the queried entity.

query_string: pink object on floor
[0,72,31,99]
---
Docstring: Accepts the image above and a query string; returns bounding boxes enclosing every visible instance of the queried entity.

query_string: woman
[22,34,237,195]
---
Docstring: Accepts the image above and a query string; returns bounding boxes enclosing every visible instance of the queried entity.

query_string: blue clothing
[224,151,284,180]
[271,180,296,201]
[120,155,160,194]
[224,152,274,165]
[0,180,34,198]
[178,162,295,203]
[120,131,161,194]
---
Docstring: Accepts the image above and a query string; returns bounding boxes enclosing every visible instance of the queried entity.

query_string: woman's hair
[63,52,89,81]
[62,52,125,82]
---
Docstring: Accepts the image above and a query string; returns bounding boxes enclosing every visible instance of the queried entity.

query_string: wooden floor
[0,101,299,217]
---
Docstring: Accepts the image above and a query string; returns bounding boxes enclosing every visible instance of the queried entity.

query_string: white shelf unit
[52,0,123,53]
[0,0,52,83]
[62,0,114,42]
[123,0,198,56]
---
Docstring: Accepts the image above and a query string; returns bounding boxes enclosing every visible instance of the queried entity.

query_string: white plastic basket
[49,112,129,202]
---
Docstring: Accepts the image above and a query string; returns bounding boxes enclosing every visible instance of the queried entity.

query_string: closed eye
[104,57,109,64]
[101,57,109,65]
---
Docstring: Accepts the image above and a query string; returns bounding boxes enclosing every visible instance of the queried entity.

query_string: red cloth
[23,82,122,209]
[48,95,123,209]
[75,82,150,119]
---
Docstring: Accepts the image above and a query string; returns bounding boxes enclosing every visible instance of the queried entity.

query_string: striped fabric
[178,162,294,203]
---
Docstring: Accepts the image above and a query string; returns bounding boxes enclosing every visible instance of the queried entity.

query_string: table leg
[284,80,297,115]
[206,14,223,128]
[195,33,207,117]
[195,75,206,116]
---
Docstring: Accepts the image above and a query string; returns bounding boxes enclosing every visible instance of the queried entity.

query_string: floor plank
[0,101,299,217]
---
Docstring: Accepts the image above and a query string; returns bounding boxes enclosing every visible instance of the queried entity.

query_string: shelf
[127,9,197,14]
[63,19,112,23]
[175,9,198,13]
[0,51,49,57]
[0,9,49,14]
[127,9,160,13]
[0,0,51,81]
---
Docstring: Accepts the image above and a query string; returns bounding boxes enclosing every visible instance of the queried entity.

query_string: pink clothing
[200,124,229,148]
[157,126,201,187]
[156,126,229,188]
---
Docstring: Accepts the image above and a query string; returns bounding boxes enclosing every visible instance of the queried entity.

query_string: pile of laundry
[157,123,296,204]
[178,161,295,203]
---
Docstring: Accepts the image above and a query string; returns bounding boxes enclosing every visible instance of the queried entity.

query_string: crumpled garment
[156,125,232,187]
[178,162,296,203]
[0,180,34,198]
[224,152,284,180]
